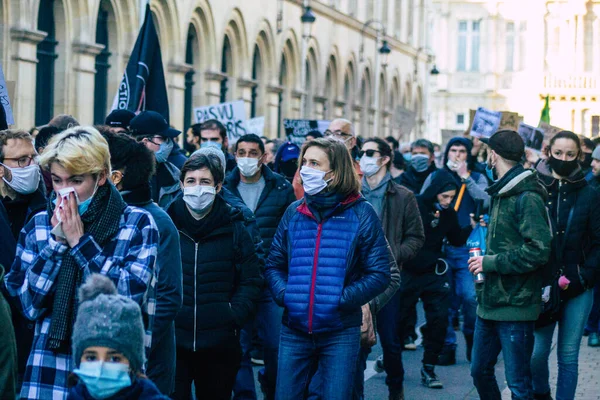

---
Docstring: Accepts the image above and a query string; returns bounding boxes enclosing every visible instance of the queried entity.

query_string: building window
[94,8,111,125]
[456,113,465,125]
[584,14,594,72]
[184,26,196,132]
[36,0,57,126]
[348,0,357,17]
[519,22,527,70]
[457,20,480,72]
[220,36,232,103]
[506,22,515,71]
[394,0,402,38]
[251,46,262,119]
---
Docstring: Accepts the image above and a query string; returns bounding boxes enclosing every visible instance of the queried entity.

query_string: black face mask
[548,156,579,177]
[581,153,593,170]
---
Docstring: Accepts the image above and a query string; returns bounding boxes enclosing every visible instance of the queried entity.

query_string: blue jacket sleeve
[340,203,391,311]
[264,203,296,306]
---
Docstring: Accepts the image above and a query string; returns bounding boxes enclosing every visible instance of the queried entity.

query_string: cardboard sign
[194,100,247,143]
[394,106,417,137]
[470,107,502,139]
[284,119,330,146]
[518,122,545,151]
[0,64,14,125]
[499,112,523,131]
[244,117,265,136]
[538,122,564,142]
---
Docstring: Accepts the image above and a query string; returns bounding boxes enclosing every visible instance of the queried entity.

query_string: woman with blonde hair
[265,137,391,400]
[4,126,159,400]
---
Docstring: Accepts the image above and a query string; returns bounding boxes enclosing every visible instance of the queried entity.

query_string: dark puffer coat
[537,161,600,296]
[167,195,263,351]
[224,165,296,255]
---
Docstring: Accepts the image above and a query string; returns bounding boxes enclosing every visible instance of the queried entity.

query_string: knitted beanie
[71,274,145,372]
[192,146,226,175]
[592,146,600,161]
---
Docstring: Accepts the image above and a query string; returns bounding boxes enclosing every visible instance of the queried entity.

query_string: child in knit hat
[69,274,168,400]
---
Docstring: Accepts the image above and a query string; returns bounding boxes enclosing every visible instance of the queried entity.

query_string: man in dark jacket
[199,119,237,172]
[468,130,552,400]
[102,131,183,396]
[396,138,438,194]
[130,111,182,208]
[0,130,46,391]
[586,145,600,191]
[225,134,296,400]
[400,169,472,389]
[421,136,490,364]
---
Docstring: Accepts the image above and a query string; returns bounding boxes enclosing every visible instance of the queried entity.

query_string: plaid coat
[4,206,158,400]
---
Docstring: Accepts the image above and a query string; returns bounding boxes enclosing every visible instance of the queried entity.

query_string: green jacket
[477,167,552,321]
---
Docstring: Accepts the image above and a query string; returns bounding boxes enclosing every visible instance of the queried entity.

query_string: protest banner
[244,116,265,136]
[499,111,522,131]
[518,122,545,151]
[470,107,502,139]
[284,119,330,146]
[394,106,417,138]
[194,100,247,143]
[539,122,563,142]
[0,64,15,125]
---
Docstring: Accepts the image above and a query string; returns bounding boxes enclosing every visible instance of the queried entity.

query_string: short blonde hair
[39,126,111,176]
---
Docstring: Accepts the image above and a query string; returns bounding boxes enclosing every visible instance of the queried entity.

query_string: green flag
[539,95,550,125]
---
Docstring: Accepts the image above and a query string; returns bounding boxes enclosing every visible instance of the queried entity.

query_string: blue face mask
[403,153,412,163]
[485,164,497,182]
[74,361,132,399]
[201,141,222,151]
[154,139,173,164]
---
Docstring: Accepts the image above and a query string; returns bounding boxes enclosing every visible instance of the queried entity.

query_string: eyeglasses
[137,135,163,145]
[324,130,352,139]
[358,149,381,158]
[3,155,37,168]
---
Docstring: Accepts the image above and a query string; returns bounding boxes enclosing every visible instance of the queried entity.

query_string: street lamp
[299,3,316,117]
[379,40,392,68]
[430,64,440,75]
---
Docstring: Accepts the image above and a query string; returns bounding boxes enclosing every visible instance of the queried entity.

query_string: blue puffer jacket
[265,194,391,334]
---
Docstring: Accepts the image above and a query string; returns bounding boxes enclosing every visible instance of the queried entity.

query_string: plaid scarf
[47,183,126,352]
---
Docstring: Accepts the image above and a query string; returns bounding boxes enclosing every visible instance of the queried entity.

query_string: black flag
[111,4,170,122]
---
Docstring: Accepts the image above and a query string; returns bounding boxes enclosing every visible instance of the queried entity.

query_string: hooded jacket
[395,162,437,194]
[151,161,181,208]
[478,165,552,321]
[404,170,471,274]
[536,161,600,296]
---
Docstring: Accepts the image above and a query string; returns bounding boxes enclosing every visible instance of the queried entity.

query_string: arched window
[220,36,232,103]
[360,72,372,136]
[251,45,262,118]
[278,56,288,137]
[184,25,196,131]
[94,6,111,124]
[36,0,58,126]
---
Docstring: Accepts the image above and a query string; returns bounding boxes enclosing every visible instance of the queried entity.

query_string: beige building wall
[0,0,434,141]
[429,0,600,145]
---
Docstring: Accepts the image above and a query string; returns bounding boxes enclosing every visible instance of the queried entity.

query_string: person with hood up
[420,136,490,365]
[530,131,600,400]
[273,141,304,200]
[69,274,168,400]
[399,169,474,390]
[468,130,552,400]
[585,145,600,192]
[395,139,438,194]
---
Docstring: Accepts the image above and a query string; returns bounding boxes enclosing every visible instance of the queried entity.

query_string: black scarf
[47,183,126,352]
[168,194,230,240]
[486,164,526,197]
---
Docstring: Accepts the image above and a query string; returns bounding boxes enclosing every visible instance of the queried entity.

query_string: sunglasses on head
[358,149,381,158]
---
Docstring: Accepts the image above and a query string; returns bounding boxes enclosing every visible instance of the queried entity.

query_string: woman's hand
[525,149,540,166]
[61,192,84,248]
[469,213,487,229]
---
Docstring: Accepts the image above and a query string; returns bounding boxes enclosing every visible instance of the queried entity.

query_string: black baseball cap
[105,109,136,129]
[480,130,525,162]
[129,111,181,138]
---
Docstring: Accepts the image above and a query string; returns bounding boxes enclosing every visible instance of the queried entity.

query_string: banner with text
[194,100,247,143]
[244,116,265,136]
[284,119,330,146]
[470,107,502,139]
[518,122,545,151]
[0,64,14,126]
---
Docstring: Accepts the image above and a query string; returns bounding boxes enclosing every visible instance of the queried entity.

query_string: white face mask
[183,185,216,214]
[237,157,260,177]
[300,166,332,196]
[1,163,41,195]
[360,156,382,177]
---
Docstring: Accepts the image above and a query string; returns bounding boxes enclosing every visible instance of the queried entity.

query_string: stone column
[204,71,227,106]
[313,95,327,120]
[266,85,283,138]
[238,78,257,119]
[167,62,193,135]
[291,90,303,119]
[72,42,104,125]
[9,28,47,129]
[334,99,346,119]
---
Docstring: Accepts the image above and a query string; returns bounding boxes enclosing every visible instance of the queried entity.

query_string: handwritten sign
[284,119,330,146]
[244,116,265,136]
[518,122,545,151]
[0,64,14,125]
[499,112,522,131]
[194,100,247,143]
[470,107,502,139]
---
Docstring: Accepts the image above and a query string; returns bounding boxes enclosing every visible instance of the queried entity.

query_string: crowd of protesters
[0,108,599,400]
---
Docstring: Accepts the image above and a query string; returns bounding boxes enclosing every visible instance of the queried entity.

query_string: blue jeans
[471,317,535,400]
[584,284,600,334]
[444,245,477,346]
[233,291,283,400]
[531,289,593,399]
[276,324,361,400]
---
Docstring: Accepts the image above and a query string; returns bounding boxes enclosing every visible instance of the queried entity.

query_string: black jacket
[167,196,263,351]
[395,163,437,194]
[404,170,471,274]
[536,161,600,295]
[224,165,296,255]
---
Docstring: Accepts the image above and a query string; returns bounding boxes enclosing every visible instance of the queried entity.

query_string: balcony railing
[544,74,598,91]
